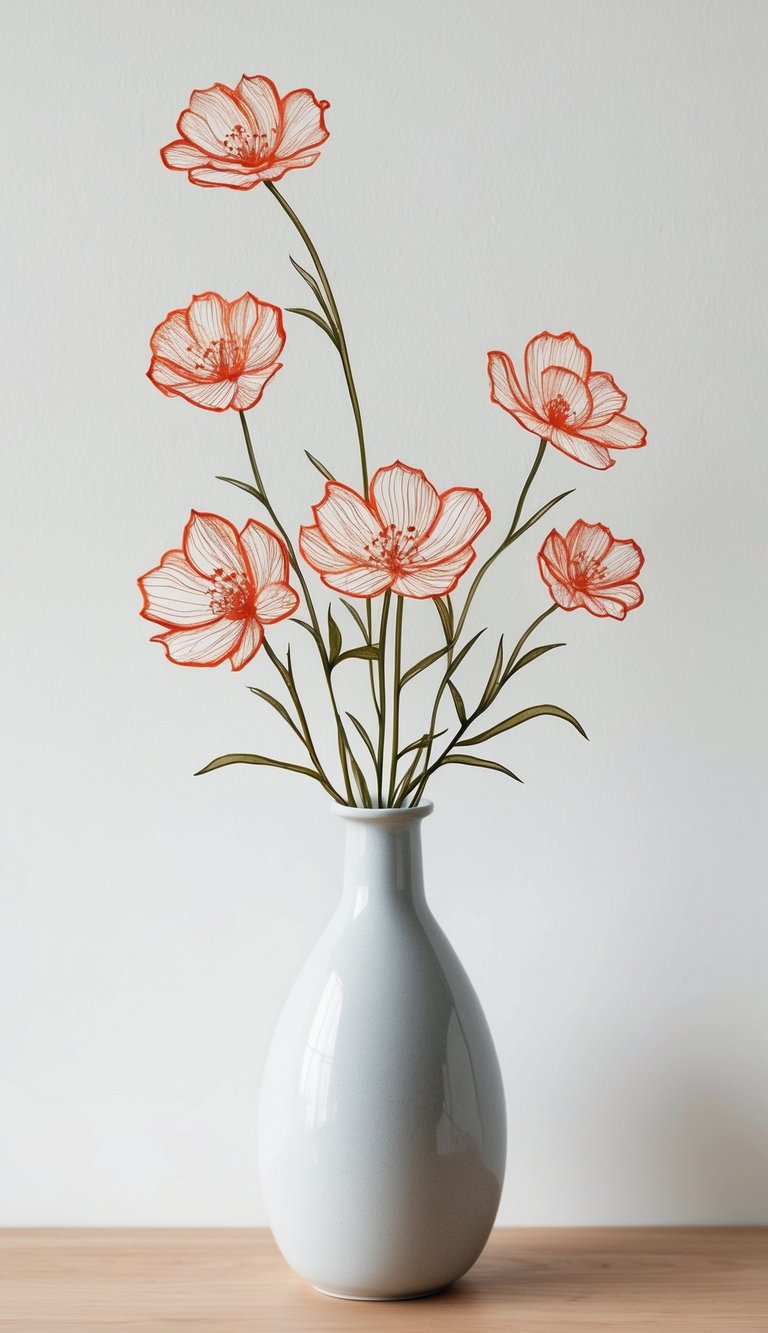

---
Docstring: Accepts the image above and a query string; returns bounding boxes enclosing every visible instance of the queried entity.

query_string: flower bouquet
[137,73,646,1300]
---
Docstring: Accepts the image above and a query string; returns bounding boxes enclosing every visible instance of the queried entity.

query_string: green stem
[238,412,355,804]
[506,603,559,673]
[411,441,549,805]
[264,180,369,493]
[375,591,392,806]
[388,596,404,805]
[262,640,344,804]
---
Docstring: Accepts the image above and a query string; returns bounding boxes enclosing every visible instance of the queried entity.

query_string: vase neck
[338,806,432,915]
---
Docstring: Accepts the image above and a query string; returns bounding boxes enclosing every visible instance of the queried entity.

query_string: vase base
[312,1282,449,1302]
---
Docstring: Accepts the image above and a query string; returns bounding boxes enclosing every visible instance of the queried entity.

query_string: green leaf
[504,642,565,681]
[441,754,522,782]
[216,475,265,503]
[328,608,342,664]
[346,713,378,767]
[304,450,336,482]
[293,618,322,645]
[287,307,338,346]
[434,596,454,643]
[196,753,322,782]
[247,688,303,741]
[458,704,588,748]
[340,598,370,642]
[401,640,454,688]
[506,490,575,545]
[289,256,335,326]
[334,644,380,666]
[349,753,372,807]
[448,680,466,724]
[446,629,485,679]
[479,636,505,710]
[398,729,447,759]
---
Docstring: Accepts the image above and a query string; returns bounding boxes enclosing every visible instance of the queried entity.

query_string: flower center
[190,337,244,379]
[363,524,419,573]
[544,393,572,428]
[209,568,253,619]
[570,554,607,589]
[222,121,272,164]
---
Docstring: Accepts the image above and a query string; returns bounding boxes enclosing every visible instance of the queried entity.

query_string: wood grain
[0,1227,766,1331]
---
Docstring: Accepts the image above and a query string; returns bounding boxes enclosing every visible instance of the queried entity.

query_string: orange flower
[161,75,330,189]
[538,520,644,619]
[299,461,491,599]
[148,292,284,412]
[488,332,646,469]
[139,511,299,668]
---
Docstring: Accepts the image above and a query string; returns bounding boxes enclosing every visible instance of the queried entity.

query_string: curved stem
[239,412,354,803]
[264,180,368,493]
[375,591,392,806]
[262,639,344,804]
[388,595,404,805]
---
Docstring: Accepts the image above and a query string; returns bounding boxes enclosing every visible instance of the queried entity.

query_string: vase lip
[335,799,434,824]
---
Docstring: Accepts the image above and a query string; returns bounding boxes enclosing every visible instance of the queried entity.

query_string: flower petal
[316,565,393,598]
[567,520,612,571]
[548,427,614,470]
[149,311,199,373]
[240,299,285,371]
[524,332,591,414]
[254,582,300,624]
[537,529,570,584]
[187,167,264,189]
[581,413,647,450]
[586,373,627,426]
[579,591,632,620]
[228,618,264,671]
[487,350,533,415]
[187,292,228,352]
[234,75,281,152]
[230,365,282,409]
[299,524,357,573]
[369,462,440,540]
[240,520,289,588]
[152,617,245,667]
[392,546,475,598]
[148,363,238,410]
[541,366,592,426]
[160,140,211,169]
[139,549,216,628]
[538,562,578,610]
[313,483,381,560]
[186,84,255,148]
[183,511,246,579]
[229,617,264,670]
[414,488,491,564]
[593,538,644,586]
[276,89,330,160]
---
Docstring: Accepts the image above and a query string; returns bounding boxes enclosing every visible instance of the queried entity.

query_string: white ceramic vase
[257,800,506,1300]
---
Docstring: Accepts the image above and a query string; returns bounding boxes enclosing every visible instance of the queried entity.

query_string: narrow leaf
[304,450,336,482]
[446,629,485,679]
[479,636,505,710]
[328,608,342,664]
[247,688,303,741]
[448,680,466,724]
[293,618,322,644]
[398,729,447,760]
[458,704,588,748]
[346,713,378,767]
[216,475,265,503]
[334,644,380,666]
[196,753,322,782]
[340,598,370,642]
[289,256,335,325]
[287,307,338,345]
[504,642,565,681]
[441,754,522,783]
[434,596,454,643]
[506,490,575,545]
[401,640,454,688]
[349,753,372,807]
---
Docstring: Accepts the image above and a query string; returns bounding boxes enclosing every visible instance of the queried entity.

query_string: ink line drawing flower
[148,292,285,412]
[488,332,646,470]
[538,520,644,618]
[161,75,330,189]
[139,511,299,668]
[299,461,491,599]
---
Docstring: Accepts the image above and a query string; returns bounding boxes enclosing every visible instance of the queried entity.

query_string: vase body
[257,801,506,1300]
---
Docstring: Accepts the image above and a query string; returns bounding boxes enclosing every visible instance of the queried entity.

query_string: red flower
[299,461,490,599]
[139,511,299,668]
[148,292,284,412]
[161,75,330,189]
[538,520,644,619]
[488,332,646,469]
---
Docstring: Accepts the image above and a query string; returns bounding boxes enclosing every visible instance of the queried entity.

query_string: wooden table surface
[1,1227,766,1331]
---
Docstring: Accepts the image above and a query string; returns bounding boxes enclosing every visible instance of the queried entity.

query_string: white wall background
[2,0,767,1226]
